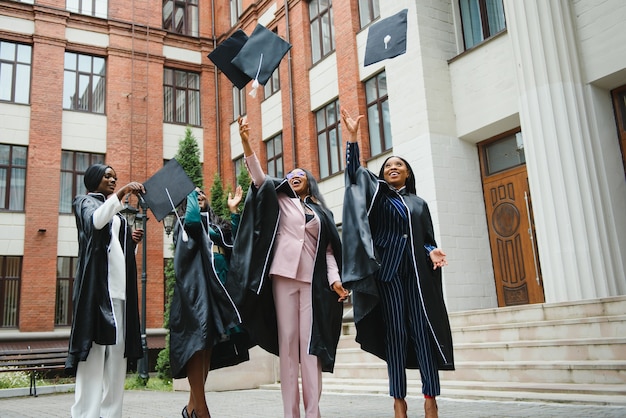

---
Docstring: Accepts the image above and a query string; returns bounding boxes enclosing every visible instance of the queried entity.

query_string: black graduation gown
[342,152,455,371]
[226,177,344,373]
[66,193,142,374]
[169,215,249,379]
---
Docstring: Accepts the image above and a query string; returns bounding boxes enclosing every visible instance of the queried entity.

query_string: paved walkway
[1,388,625,418]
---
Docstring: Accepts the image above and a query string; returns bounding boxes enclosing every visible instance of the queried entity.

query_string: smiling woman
[340,108,453,418]
[380,156,415,193]
[228,116,349,418]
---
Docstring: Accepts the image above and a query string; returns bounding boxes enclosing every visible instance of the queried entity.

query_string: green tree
[174,127,203,188]
[236,162,251,213]
[209,172,229,218]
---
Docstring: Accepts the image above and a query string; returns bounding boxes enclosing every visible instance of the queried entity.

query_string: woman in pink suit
[228,116,349,418]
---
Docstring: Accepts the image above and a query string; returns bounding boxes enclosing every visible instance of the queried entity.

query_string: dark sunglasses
[286,170,306,180]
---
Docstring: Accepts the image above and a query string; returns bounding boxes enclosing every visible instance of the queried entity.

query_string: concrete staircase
[318,296,626,405]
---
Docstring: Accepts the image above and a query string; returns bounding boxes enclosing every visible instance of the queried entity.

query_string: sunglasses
[286,170,306,180]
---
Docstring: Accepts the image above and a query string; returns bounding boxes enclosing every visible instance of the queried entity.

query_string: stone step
[447,296,626,328]
[330,360,626,384]
[316,374,626,405]
[338,337,626,363]
[452,314,626,343]
[453,337,626,362]
[330,297,626,404]
[259,378,626,405]
[340,315,626,348]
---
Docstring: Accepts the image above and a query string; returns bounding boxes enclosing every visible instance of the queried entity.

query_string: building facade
[1,0,625,350]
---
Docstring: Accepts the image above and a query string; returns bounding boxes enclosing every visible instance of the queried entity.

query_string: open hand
[238,116,249,142]
[430,248,448,269]
[228,185,243,213]
[340,108,364,141]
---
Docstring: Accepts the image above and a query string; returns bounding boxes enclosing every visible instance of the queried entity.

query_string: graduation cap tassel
[165,188,188,242]
[249,53,263,98]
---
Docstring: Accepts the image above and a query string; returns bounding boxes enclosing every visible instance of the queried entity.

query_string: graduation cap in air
[230,24,292,97]
[364,9,408,66]
[207,29,252,90]
[141,159,195,222]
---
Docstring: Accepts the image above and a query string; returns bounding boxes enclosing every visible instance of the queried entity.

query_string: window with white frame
[0,256,21,328]
[316,100,342,178]
[0,41,32,105]
[163,68,201,126]
[265,134,284,178]
[230,0,243,26]
[163,0,199,37]
[63,52,106,114]
[55,256,77,326]
[66,0,107,19]
[459,0,506,50]
[365,71,392,156]
[264,68,280,100]
[309,0,335,64]
[0,144,27,212]
[233,86,246,121]
[234,156,245,183]
[358,0,380,28]
[59,150,105,213]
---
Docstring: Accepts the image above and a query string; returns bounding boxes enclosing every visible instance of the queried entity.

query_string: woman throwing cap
[228,116,349,418]
[170,185,248,418]
[340,108,454,418]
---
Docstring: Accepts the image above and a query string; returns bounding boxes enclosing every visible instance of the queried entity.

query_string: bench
[0,346,68,396]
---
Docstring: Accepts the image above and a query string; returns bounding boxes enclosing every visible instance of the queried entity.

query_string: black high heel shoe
[182,406,190,418]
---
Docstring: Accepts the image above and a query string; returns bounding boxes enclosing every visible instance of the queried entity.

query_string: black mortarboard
[141,159,195,222]
[208,29,252,90]
[231,24,292,93]
[364,9,408,67]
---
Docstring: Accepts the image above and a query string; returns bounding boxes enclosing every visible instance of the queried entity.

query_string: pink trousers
[272,275,322,418]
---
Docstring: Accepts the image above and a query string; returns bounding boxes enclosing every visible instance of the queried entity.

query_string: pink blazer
[245,154,339,286]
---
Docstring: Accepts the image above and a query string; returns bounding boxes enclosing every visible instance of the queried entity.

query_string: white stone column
[503,0,624,302]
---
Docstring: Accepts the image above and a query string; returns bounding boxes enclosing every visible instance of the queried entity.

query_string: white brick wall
[449,34,519,142]
[573,0,626,86]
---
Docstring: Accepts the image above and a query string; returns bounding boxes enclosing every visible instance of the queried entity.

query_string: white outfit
[72,194,128,418]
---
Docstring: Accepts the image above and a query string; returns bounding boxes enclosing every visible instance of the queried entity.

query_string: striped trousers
[376,267,440,399]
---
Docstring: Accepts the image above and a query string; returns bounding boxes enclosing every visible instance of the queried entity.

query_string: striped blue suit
[371,193,440,398]
[343,141,452,399]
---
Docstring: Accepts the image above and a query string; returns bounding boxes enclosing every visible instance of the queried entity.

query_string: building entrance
[479,130,544,306]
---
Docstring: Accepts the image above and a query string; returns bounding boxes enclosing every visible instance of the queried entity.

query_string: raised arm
[237,116,266,187]
[93,181,145,230]
[238,116,254,157]
[341,108,365,183]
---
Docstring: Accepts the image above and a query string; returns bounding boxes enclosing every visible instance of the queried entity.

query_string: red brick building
[0,0,373,356]
[2,0,626,373]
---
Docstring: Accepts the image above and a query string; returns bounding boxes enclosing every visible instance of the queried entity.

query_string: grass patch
[1,371,171,392]
[124,374,173,391]
[0,371,31,389]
